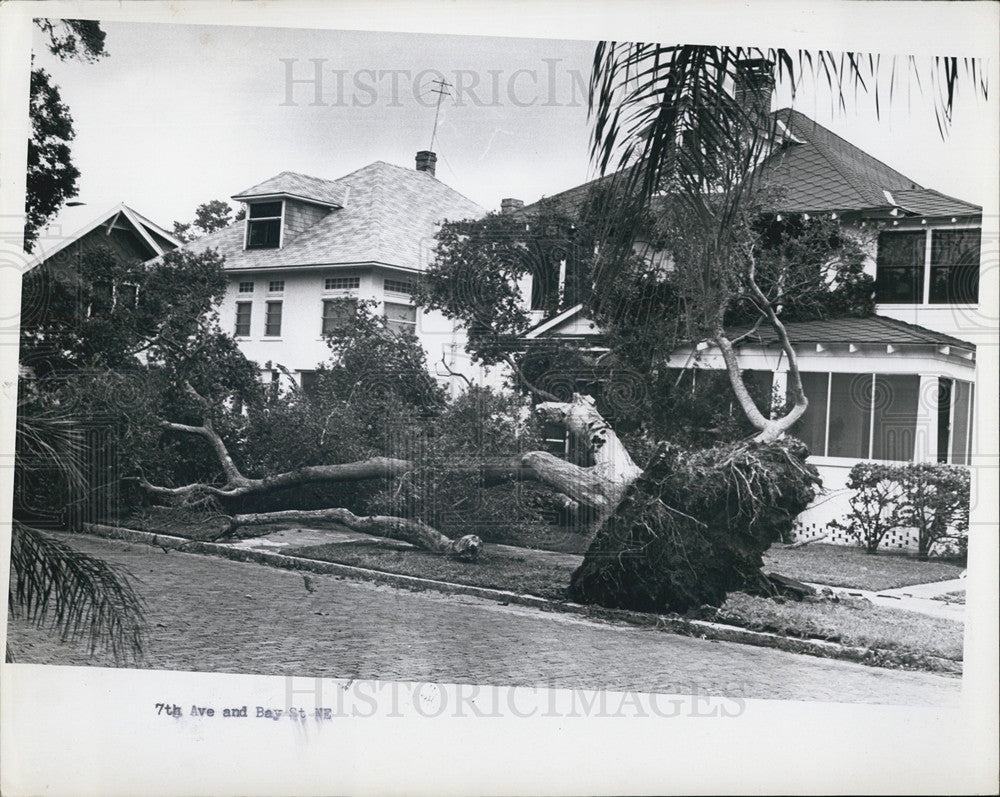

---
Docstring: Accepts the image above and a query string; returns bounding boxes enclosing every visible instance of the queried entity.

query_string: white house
[179,151,487,391]
[515,108,984,549]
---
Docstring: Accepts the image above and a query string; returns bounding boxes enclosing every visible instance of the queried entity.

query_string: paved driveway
[5,534,960,705]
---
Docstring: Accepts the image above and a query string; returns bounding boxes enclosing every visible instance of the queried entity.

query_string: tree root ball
[568,438,821,613]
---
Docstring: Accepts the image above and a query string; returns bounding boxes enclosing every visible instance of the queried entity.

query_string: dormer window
[246,201,283,249]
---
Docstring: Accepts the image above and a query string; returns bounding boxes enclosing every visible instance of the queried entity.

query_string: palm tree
[586,45,988,441]
[7,376,146,664]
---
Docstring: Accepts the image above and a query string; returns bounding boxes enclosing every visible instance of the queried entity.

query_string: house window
[246,201,282,249]
[949,381,974,466]
[118,283,138,308]
[384,278,414,295]
[322,299,355,335]
[870,374,920,461]
[790,372,829,455]
[264,301,282,336]
[875,231,924,304]
[324,276,360,291]
[89,282,113,316]
[929,229,980,304]
[792,372,920,461]
[267,280,284,293]
[238,281,254,293]
[384,302,417,335]
[235,302,252,337]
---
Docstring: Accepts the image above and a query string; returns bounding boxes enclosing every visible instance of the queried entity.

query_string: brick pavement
[5,533,960,705]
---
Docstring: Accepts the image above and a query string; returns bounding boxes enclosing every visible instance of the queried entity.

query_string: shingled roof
[183,161,485,272]
[736,315,976,353]
[516,109,981,221]
[232,171,349,208]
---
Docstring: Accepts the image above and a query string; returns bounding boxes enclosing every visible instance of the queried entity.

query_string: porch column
[914,373,940,463]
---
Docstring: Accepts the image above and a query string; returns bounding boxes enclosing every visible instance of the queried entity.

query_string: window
[238,281,254,293]
[264,301,282,336]
[324,276,360,291]
[949,381,974,466]
[827,373,872,458]
[267,280,284,293]
[235,302,252,337]
[384,278,414,295]
[89,282,113,316]
[118,283,138,308]
[322,299,355,335]
[384,302,417,335]
[930,229,980,304]
[246,201,282,249]
[792,372,920,461]
[875,231,924,304]
[870,374,920,461]
[790,372,829,455]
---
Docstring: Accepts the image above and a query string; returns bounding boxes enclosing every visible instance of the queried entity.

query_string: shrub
[829,463,906,553]
[831,461,970,557]
[897,464,970,558]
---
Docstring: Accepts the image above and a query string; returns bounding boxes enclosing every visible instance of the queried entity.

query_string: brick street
[6,534,960,705]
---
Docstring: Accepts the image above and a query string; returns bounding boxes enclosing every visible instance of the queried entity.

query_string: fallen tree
[131,383,637,559]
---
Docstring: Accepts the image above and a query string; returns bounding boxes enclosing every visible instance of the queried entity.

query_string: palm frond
[8,522,147,664]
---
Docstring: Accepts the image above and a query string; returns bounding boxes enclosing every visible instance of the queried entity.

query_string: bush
[831,461,970,557]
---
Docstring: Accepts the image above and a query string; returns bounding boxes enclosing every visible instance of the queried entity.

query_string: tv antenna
[428,77,452,151]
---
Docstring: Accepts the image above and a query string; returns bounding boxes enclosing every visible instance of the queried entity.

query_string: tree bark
[227,508,482,560]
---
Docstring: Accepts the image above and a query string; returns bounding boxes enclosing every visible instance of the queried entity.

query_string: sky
[29,18,996,244]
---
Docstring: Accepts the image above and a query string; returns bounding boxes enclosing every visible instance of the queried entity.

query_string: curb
[82,523,962,676]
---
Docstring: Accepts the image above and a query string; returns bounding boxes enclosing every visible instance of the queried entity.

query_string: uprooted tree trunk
[569,437,821,614]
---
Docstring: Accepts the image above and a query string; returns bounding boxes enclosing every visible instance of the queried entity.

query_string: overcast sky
[31,19,995,241]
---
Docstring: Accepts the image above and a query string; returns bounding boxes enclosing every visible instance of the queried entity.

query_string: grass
[286,540,578,601]
[763,544,965,591]
[717,592,964,662]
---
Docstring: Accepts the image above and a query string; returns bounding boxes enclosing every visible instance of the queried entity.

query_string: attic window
[246,201,283,249]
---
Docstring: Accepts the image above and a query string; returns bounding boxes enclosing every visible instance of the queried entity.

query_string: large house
[515,108,983,549]
[180,151,486,390]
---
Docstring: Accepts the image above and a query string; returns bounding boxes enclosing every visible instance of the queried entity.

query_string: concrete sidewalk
[809,578,966,622]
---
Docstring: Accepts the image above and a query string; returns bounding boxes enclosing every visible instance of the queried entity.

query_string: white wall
[219,265,507,393]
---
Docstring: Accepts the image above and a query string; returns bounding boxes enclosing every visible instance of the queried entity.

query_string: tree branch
[501,352,559,402]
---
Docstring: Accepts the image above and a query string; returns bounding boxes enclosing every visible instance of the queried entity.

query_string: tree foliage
[172,200,246,243]
[24,20,107,251]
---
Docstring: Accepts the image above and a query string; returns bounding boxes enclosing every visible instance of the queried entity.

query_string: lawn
[286,540,577,601]
[716,592,963,662]
[763,544,965,591]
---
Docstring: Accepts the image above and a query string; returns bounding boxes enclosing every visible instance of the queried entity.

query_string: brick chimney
[415,150,437,177]
[501,198,524,215]
[733,58,774,118]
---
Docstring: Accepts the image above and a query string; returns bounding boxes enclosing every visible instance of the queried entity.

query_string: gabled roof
[735,315,975,353]
[25,203,182,272]
[184,161,485,272]
[232,171,349,208]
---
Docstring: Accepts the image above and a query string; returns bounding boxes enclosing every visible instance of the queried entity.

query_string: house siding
[282,200,329,241]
